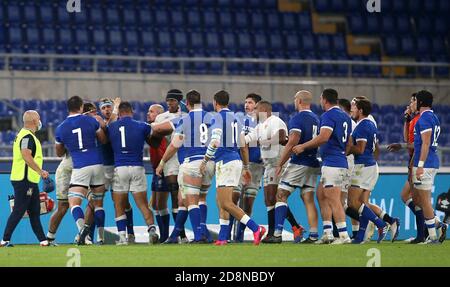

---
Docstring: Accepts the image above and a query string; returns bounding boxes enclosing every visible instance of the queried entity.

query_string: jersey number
[72,128,83,149]
[342,122,348,143]
[373,134,377,151]
[432,126,440,147]
[119,126,126,148]
[199,123,208,145]
[312,125,318,139]
[231,122,239,144]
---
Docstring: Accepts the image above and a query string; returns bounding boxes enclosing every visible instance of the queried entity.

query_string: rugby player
[199,90,265,246]
[273,90,321,243]
[293,89,352,244]
[55,96,108,245]
[108,102,158,245]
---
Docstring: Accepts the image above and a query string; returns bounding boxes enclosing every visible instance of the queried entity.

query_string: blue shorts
[151,174,168,192]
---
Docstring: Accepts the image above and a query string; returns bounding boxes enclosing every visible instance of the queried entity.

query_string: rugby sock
[356,215,369,242]
[352,224,360,238]
[155,210,162,239]
[115,215,127,237]
[331,217,339,238]
[227,215,235,240]
[405,198,417,215]
[94,207,105,242]
[336,222,349,239]
[160,208,170,242]
[267,206,275,236]
[286,207,299,228]
[89,223,95,241]
[199,202,211,240]
[415,206,425,241]
[125,207,134,235]
[274,202,288,236]
[218,219,230,241]
[46,231,56,240]
[345,207,360,221]
[425,218,437,241]
[71,205,85,231]
[236,223,246,242]
[173,208,187,239]
[380,211,395,225]
[169,207,188,240]
[172,208,178,225]
[309,227,319,240]
[359,204,386,229]
[188,205,202,241]
[323,221,333,236]
[240,214,259,233]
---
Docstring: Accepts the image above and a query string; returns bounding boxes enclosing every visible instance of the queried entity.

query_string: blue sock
[406,199,416,215]
[241,215,258,233]
[274,202,288,235]
[360,204,386,229]
[160,209,170,242]
[218,220,230,241]
[115,215,127,234]
[236,223,246,242]
[125,208,134,235]
[199,202,211,241]
[169,208,188,240]
[415,207,425,240]
[71,205,84,231]
[309,230,319,240]
[227,215,235,240]
[356,215,369,242]
[89,222,95,240]
[188,205,202,241]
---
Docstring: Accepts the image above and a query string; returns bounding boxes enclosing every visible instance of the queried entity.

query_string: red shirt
[149,137,167,170]
[407,114,419,158]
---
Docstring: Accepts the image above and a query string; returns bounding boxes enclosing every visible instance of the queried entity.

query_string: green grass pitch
[0,241,449,267]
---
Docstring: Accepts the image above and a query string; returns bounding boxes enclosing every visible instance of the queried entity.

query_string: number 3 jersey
[413,110,440,169]
[319,106,352,168]
[107,116,152,167]
[55,114,102,169]
[288,110,320,168]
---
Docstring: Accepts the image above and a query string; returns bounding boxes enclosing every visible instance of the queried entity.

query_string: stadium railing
[1,53,450,79]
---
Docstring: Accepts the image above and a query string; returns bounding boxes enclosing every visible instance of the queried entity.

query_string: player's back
[212,108,241,163]
[352,118,377,166]
[176,109,211,160]
[290,110,320,167]
[414,110,440,168]
[108,117,151,167]
[320,106,352,168]
[55,114,102,169]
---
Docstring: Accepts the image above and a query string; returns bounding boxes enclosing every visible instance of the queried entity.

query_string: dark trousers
[3,180,46,242]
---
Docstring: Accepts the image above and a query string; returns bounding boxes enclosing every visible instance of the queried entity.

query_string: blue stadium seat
[297,13,312,32]
[285,33,300,52]
[108,30,123,53]
[331,34,346,53]
[281,13,296,30]
[171,10,185,28]
[434,18,447,35]
[106,8,120,26]
[123,9,137,27]
[416,36,431,55]
[400,35,415,56]
[24,5,37,22]
[237,33,252,52]
[141,31,156,53]
[366,15,379,34]
[218,11,233,30]
[75,29,89,50]
[138,10,153,26]
[384,36,399,56]
[174,32,188,53]
[191,32,205,53]
[266,12,280,30]
[125,31,138,53]
[222,32,236,53]
[7,5,21,24]
[250,12,265,30]
[408,0,422,14]
[302,34,315,53]
[90,8,104,26]
[203,10,217,30]
[381,15,395,34]
[424,0,437,13]
[8,27,23,49]
[349,14,365,34]
[396,16,411,34]
[235,12,249,30]
[158,31,172,51]
[269,33,282,54]
[432,38,446,54]
[39,5,54,25]
[57,6,71,26]
[186,10,202,29]
[254,33,268,52]
[417,17,432,34]
[25,27,40,50]
[314,0,329,13]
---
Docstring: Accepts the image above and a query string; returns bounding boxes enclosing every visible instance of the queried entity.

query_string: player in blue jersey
[156,90,215,243]
[412,90,446,244]
[98,97,135,244]
[273,90,321,243]
[293,89,352,244]
[347,98,396,243]
[199,90,265,246]
[107,101,158,245]
[54,96,108,245]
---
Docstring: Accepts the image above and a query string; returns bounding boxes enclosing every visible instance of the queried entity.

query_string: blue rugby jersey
[413,110,440,168]
[352,118,377,167]
[289,110,320,168]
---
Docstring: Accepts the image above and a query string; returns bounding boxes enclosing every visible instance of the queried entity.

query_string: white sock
[336,222,349,239]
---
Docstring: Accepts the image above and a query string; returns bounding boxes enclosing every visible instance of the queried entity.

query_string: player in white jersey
[243,100,288,242]
[154,89,187,232]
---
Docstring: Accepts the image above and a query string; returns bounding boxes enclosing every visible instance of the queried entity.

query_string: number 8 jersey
[319,106,352,168]
[55,114,103,169]
[414,110,440,168]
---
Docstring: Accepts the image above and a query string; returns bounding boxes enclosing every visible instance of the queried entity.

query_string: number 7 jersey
[55,114,102,169]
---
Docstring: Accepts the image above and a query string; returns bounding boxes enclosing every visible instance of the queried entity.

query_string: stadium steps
[278,0,304,12]
[381,56,408,77]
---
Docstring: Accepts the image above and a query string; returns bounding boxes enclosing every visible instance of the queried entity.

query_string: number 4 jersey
[55,114,102,169]
[414,110,440,168]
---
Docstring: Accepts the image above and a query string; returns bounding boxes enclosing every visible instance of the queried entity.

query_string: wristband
[158,159,166,168]
[418,161,424,168]
[400,143,407,149]
[202,158,208,165]
[243,164,249,170]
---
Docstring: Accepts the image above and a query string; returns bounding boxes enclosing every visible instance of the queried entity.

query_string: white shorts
[234,162,264,197]
[216,160,242,188]
[350,164,379,191]
[279,163,320,194]
[163,154,180,176]
[263,162,281,187]
[70,164,105,188]
[113,166,147,193]
[56,155,73,201]
[413,167,437,190]
[320,166,348,189]
[104,165,114,191]
[179,160,215,198]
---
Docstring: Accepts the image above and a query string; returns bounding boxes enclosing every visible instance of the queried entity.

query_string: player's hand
[40,170,49,179]
[387,143,402,152]
[404,105,411,116]
[155,164,163,177]
[275,165,283,178]
[94,115,106,128]
[416,167,424,181]
[113,97,121,108]
[199,161,207,176]
[242,169,252,185]
[292,144,305,155]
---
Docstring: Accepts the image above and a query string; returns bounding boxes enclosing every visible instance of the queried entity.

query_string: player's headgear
[166,89,183,102]
[415,90,433,110]
[99,98,113,109]
[43,177,55,193]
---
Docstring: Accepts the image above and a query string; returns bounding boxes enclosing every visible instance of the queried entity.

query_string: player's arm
[96,127,108,144]
[416,129,432,179]
[348,136,366,155]
[374,141,380,160]
[108,97,121,124]
[201,128,222,164]
[151,121,174,136]
[294,127,331,153]
[55,143,66,157]
[239,133,252,184]
[278,131,300,167]
[155,134,183,176]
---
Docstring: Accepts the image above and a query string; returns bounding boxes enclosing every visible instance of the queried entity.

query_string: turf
[0,241,449,267]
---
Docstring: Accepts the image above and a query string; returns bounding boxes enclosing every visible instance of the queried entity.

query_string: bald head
[150,104,164,114]
[295,90,313,111]
[23,110,40,131]
[147,104,165,123]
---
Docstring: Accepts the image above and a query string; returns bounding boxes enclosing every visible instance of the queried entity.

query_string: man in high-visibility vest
[1,110,50,247]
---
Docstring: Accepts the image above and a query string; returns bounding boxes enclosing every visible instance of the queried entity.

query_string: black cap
[166,89,183,102]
